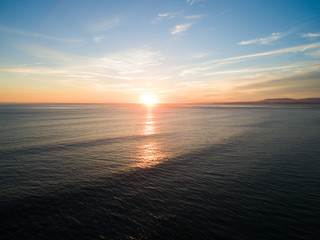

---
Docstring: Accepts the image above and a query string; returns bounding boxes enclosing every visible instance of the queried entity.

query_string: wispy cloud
[152,11,203,24]
[88,17,119,32]
[0,65,132,82]
[201,65,298,78]
[301,32,320,38]
[2,45,164,85]
[93,36,104,43]
[177,65,320,102]
[158,13,169,17]
[171,23,192,35]
[179,42,320,77]
[238,32,283,45]
[193,53,209,58]
[186,0,200,5]
[151,12,180,24]
[0,25,82,43]
[230,69,320,99]
[185,14,203,19]
[235,70,320,90]
[100,47,162,75]
[214,42,320,64]
[306,49,320,58]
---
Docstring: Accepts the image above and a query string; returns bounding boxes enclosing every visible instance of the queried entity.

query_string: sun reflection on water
[134,142,166,168]
[133,108,167,168]
[144,111,155,135]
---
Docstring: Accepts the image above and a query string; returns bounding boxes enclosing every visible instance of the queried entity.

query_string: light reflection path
[143,108,155,136]
[133,107,167,168]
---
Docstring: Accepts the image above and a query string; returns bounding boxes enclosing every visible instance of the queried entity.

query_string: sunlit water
[1,104,320,239]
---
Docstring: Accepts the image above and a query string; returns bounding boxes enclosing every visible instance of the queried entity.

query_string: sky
[0,0,320,103]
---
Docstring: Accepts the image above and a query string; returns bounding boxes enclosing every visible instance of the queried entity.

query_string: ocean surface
[0,103,320,239]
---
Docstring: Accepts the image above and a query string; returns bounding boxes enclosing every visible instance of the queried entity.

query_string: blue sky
[0,0,320,102]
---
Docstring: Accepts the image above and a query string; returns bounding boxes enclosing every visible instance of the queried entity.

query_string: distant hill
[257,98,320,104]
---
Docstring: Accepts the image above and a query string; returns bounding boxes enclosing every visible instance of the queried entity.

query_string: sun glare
[140,94,158,105]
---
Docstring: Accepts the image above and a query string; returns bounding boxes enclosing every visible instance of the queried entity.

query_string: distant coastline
[210,98,320,105]
[256,98,320,104]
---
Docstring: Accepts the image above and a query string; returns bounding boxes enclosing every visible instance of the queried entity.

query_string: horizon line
[1,97,320,105]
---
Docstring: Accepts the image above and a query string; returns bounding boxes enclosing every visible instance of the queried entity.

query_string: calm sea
[0,103,320,239]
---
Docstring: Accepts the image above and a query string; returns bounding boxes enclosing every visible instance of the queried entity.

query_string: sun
[140,94,158,105]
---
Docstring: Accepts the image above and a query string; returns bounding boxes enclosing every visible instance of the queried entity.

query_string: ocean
[0,103,319,239]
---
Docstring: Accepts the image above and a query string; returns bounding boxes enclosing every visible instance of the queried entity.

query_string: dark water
[1,103,320,239]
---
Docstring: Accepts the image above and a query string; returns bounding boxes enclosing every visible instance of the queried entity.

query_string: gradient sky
[0,0,320,103]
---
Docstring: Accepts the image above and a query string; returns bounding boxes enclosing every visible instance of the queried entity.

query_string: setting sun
[140,94,158,105]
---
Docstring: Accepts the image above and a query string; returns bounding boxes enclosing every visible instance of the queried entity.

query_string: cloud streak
[185,14,203,19]
[93,36,104,43]
[202,42,320,66]
[302,32,320,38]
[1,45,164,85]
[180,65,298,77]
[151,12,180,24]
[177,42,320,83]
[0,25,82,43]
[238,32,283,45]
[171,23,192,35]
[186,0,199,5]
